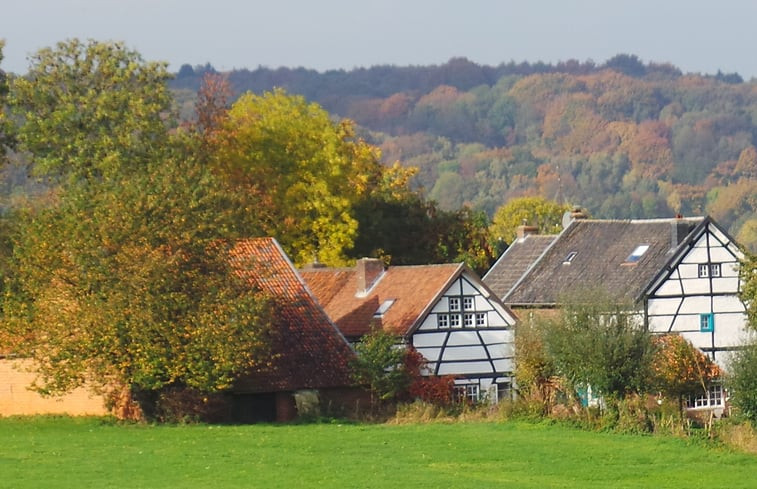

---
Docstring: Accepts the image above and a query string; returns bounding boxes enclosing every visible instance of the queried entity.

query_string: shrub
[728,341,757,423]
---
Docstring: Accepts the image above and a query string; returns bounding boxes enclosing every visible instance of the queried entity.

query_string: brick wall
[0,359,108,416]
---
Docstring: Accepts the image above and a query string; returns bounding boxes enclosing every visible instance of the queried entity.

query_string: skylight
[563,251,577,264]
[626,244,650,263]
[373,299,395,318]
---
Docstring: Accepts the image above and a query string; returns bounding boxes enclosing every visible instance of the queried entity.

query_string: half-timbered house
[483,215,748,412]
[300,259,518,402]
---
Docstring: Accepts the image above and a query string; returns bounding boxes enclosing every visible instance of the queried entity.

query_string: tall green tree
[2,40,273,417]
[544,292,654,404]
[741,252,757,329]
[11,39,173,182]
[351,328,412,406]
[0,40,13,157]
[727,341,757,423]
[350,166,496,273]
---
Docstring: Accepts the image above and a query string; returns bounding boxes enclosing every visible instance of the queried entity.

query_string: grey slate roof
[483,234,556,299]
[502,217,704,306]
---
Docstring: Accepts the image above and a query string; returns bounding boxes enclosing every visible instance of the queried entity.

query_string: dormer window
[626,244,650,263]
[563,251,577,264]
[373,299,395,318]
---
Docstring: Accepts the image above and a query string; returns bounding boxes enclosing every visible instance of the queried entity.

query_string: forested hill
[170,55,757,249]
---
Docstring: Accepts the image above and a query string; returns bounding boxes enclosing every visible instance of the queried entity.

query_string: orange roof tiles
[230,238,355,393]
[300,263,463,338]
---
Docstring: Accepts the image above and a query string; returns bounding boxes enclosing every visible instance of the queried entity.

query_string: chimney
[670,216,694,250]
[516,224,539,240]
[570,206,587,220]
[356,258,384,296]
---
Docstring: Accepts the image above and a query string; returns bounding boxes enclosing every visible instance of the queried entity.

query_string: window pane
[476,313,486,326]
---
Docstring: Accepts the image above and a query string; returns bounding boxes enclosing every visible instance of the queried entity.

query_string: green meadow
[1,417,756,488]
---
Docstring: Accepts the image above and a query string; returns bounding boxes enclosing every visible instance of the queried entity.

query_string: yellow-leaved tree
[210,89,384,266]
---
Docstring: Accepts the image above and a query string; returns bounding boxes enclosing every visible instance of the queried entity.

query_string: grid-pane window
[687,385,725,409]
[475,313,487,326]
[437,314,449,328]
[454,385,479,403]
[449,297,460,311]
[698,264,709,277]
[463,297,474,311]
[463,313,474,327]
[710,263,721,277]
[449,314,461,327]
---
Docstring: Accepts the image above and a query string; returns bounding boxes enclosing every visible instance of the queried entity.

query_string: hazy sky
[2,0,757,79]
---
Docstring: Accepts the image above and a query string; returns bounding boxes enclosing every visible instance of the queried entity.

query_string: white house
[484,215,749,411]
[301,259,518,402]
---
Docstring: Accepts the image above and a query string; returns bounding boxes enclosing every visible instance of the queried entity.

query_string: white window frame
[454,384,479,403]
[475,312,487,327]
[449,314,461,328]
[710,263,721,278]
[698,264,709,278]
[687,385,725,409]
[437,314,449,328]
[463,313,474,327]
[463,296,474,311]
[449,297,460,312]
[626,244,650,263]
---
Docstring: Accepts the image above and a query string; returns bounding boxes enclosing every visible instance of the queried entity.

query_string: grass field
[1,417,756,488]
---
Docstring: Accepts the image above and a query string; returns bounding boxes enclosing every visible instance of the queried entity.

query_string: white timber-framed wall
[645,220,748,367]
[411,271,516,402]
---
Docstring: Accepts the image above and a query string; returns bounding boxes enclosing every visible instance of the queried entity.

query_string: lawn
[1,417,756,488]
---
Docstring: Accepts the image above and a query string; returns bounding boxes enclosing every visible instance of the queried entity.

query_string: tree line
[169,54,757,252]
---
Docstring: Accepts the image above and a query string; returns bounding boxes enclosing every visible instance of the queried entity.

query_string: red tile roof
[230,238,355,393]
[300,263,463,338]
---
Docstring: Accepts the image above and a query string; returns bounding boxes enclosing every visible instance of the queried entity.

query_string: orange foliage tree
[650,335,721,411]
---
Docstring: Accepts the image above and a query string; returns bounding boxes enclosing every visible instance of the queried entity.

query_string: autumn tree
[514,318,559,414]
[3,40,273,418]
[649,335,720,412]
[489,196,570,245]
[210,89,386,266]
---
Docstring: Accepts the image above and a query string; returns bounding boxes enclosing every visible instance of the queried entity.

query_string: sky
[2,0,757,79]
